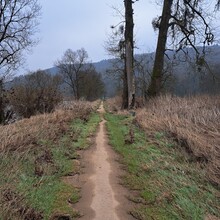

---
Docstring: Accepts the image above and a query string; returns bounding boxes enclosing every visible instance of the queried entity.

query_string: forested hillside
[9,45,220,99]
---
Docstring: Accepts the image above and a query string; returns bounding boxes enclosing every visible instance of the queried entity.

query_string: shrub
[8,70,62,118]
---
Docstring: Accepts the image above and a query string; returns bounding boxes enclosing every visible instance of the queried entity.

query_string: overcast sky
[20,0,161,74]
[19,1,220,74]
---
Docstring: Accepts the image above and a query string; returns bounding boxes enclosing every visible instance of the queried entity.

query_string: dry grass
[0,101,97,152]
[106,110,220,219]
[135,95,220,186]
[105,96,122,112]
[0,100,98,219]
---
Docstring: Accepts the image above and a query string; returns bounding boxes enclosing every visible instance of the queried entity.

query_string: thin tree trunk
[0,98,4,124]
[0,80,4,124]
[124,0,135,109]
[147,0,173,97]
[76,83,79,100]
[122,68,128,109]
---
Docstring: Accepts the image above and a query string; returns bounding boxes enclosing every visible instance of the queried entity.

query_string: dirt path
[75,102,134,220]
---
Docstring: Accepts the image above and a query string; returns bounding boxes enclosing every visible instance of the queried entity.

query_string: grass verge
[105,112,220,220]
[0,111,100,219]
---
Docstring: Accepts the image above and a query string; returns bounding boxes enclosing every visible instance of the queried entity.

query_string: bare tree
[55,48,91,100]
[135,54,153,100]
[105,23,128,109]
[217,0,220,8]
[79,68,105,101]
[148,0,217,97]
[135,53,176,101]
[0,0,41,80]
[124,0,135,109]
[105,0,136,109]
[0,79,4,123]
[147,0,172,97]
[0,0,41,123]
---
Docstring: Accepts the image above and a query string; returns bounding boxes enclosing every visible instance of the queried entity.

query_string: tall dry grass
[105,96,122,112]
[0,100,98,219]
[0,101,96,152]
[135,95,220,186]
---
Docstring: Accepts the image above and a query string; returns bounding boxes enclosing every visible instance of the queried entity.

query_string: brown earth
[73,102,134,220]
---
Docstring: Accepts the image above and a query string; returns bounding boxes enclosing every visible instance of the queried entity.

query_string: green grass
[0,112,101,219]
[105,113,220,220]
[17,176,74,219]
[71,112,100,149]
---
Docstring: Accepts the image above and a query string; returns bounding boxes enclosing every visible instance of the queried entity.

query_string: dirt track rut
[75,102,134,220]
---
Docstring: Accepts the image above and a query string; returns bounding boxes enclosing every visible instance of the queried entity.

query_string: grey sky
[22,0,161,73]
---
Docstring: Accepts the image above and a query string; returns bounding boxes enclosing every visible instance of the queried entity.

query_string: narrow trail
[75,102,134,220]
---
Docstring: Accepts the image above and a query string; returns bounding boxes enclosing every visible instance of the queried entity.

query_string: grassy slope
[105,113,220,220]
[0,112,100,220]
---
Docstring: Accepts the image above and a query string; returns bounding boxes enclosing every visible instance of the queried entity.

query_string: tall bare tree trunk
[124,0,135,109]
[147,0,173,97]
[122,68,128,109]
[0,80,4,124]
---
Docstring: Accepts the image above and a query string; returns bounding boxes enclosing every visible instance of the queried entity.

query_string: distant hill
[8,45,220,97]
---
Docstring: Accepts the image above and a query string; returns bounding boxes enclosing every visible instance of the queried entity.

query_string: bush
[8,70,62,118]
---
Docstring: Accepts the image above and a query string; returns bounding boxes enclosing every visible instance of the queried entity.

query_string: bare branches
[216,0,220,9]
[148,0,219,97]
[167,0,215,57]
[0,0,41,81]
[55,48,90,100]
[105,24,125,60]
[8,70,62,118]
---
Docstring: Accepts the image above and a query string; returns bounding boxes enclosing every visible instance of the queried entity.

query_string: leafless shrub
[135,95,220,186]
[8,70,62,119]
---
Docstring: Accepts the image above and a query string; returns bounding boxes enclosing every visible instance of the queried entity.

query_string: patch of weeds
[140,189,156,203]
[155,131,165,140]
[52,146,73,176]
[68,188,81,204]
[105,113,220,220]
[16,139,79,218]
[71,112,101,150]
[18,176,60,219]
[52,183,80,218]
[18,175,79,219]
[165,142,175,148]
